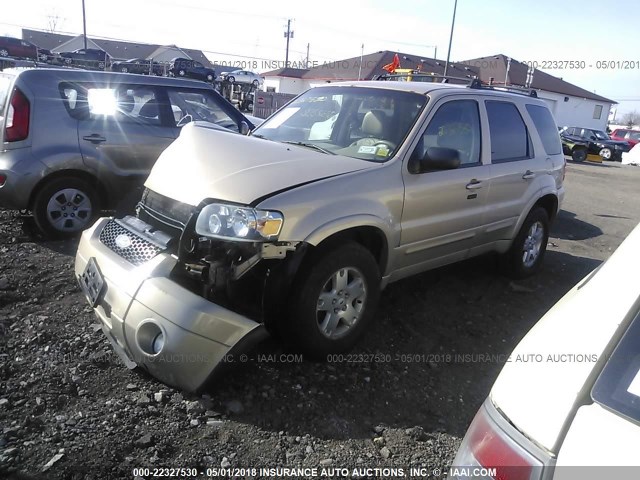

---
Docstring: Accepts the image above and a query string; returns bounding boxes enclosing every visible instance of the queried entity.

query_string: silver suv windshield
[252,86,427,162]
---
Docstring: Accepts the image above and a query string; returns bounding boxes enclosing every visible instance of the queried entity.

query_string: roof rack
[373,71,538,97]
[470,83,538,98]
[373,71,481,87]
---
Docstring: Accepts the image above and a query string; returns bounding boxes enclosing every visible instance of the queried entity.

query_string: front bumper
[75,217,266,392]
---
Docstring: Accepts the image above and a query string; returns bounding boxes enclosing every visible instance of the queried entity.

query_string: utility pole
[81,0,88,50]
[306,43,310,69]
[358,43,364,80]
[284,19,293,68]
[443,0,458,77]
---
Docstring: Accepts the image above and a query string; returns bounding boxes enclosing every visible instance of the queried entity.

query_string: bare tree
[621,110,640,128]
[46,9,64,33]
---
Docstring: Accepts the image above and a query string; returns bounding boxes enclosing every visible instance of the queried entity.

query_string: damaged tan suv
[75,80,566,391]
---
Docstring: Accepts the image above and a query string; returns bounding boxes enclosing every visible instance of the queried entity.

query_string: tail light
[0,174,6,187]
[451,400,550,480]
[5,87,30,142]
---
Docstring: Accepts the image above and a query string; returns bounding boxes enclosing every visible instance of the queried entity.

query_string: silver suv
[0,68,255,237]
[75,80,566,391]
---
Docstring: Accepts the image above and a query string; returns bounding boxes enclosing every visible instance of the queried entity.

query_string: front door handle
[466,179,483,190]
[82,134,107,144]
[522,170,536,180]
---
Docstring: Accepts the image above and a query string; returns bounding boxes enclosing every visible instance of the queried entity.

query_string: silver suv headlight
[195,203,283,242]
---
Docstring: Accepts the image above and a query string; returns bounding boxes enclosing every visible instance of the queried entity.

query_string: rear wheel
[227,76,235,83]
[283,243,380,358]
[502,207,549,279]
[32,177,100,239]
[121,66,129,73]
[252,79,259,87]
[0,49,9,57]
[178,69,186,76]
[206,73,214,82]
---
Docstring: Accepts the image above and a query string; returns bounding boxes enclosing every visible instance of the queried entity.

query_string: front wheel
[32,177,100,239]
[502,207,549,279]
[599,147,612,160]
[284,243,380,358]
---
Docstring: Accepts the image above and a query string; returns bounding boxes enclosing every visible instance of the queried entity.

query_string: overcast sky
[2,0,639,117]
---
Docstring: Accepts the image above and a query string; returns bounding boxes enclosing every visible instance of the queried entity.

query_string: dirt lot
[1,160,640,480]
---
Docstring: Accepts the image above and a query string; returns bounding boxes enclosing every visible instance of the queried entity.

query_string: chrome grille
[99,221,162,266]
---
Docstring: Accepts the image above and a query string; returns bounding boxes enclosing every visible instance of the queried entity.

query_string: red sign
[257,97,265,105]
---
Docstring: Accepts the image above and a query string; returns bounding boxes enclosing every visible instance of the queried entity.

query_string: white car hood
[491,223,640,453]
[145,123,372,206]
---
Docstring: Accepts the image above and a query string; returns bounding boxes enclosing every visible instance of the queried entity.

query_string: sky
[2,0,639,118]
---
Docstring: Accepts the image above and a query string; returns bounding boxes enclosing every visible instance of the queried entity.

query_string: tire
[121,66,129,73]
[571,148,587,162]
[206,73,214,82]
[252,79,259,87]
[228,76,235,83]
[0,49,9,57]
[283,242,380,358]
[32,177,100,239]
[178,69,186,77]
[599,147,612,160]
[502,207,549,279]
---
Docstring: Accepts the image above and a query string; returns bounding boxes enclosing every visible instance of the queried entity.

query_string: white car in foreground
[452,222,640,479]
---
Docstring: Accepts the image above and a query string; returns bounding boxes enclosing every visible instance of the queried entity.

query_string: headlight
[195,203,283,241]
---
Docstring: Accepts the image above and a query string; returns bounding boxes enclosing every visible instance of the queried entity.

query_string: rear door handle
[466,179,483,190]
[522,170,536,180]
[82,134,106,144]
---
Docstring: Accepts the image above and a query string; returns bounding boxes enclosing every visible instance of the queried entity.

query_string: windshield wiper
[282,141,336,155]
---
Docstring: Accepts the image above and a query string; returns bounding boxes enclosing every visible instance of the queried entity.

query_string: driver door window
[167,90,238,131]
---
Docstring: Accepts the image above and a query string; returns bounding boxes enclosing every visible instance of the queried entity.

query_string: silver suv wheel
[285,242,380,358]
[522,221,544,268]
[316,267,367,339]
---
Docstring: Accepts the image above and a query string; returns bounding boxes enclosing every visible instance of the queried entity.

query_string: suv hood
[144,123,373,206]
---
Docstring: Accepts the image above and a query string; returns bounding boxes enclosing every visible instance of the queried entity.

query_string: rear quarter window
[526,104,562,155]
[592,308,640,425]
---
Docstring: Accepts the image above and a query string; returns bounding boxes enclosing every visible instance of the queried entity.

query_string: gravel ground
[1,160,639,480]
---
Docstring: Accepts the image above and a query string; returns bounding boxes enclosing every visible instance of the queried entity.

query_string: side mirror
[239,121,251,136]
[409,146,461,174]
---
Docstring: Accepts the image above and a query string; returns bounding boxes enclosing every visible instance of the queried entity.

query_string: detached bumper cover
[75,217,265,392]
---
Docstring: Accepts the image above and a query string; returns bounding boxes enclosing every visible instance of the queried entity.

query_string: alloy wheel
[316,267,367,339]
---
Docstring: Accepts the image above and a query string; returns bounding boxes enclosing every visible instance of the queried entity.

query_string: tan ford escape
[75,79,566,391]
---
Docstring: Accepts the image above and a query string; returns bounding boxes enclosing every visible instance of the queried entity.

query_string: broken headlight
[195,203,283,242]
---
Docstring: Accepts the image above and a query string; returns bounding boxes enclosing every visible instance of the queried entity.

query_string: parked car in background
[111,58,163,75]
[0,68,255,238]
[452,221,640,479]
[169,57,215,83]
[560,126,630,161]
[219,69,263,87]
[560,132,590,162]
[0,36,38,60]
[610,128,640,148]
[59,48,109,70]
[36,47,59,64]
[75,80,565,391]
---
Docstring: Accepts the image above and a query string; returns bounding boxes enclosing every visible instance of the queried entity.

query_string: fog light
[151,332,165,354]
[135,320,165,356]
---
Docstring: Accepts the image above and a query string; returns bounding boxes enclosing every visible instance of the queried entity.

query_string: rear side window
[59,83,162,126]
[486,101,532,162]
[526,104,562,155]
